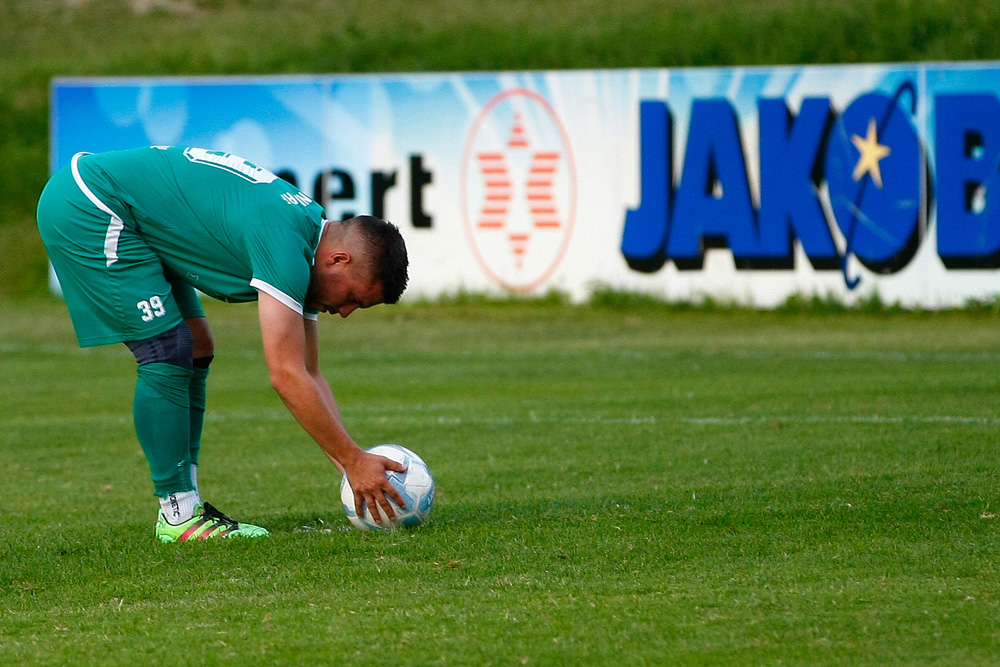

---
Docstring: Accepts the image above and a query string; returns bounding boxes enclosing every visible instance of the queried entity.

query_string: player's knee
[186,317,215,359]
[125,322,194,369]
[193,336,215,360]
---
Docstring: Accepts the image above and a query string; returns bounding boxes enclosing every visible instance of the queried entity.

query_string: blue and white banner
[52,63,1000,306]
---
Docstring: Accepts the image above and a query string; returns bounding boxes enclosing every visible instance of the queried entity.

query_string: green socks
[134,356,211,499]
[133,362,195,496]
[188,364,210,468]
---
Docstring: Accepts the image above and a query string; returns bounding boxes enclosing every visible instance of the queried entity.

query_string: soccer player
[36,146,410,542]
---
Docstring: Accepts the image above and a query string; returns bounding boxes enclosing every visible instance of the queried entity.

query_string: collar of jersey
[312,218,331,266]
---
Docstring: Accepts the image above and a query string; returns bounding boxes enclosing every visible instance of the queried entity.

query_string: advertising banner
[51,63,1000,306]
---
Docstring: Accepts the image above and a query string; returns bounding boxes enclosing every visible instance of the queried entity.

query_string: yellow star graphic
[851,118,892,189]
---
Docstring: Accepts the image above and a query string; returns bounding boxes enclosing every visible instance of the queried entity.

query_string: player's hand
[344,451,408,524]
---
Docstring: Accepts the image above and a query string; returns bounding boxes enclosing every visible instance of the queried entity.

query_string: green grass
[1,297,999,664]
[6,0,1000,296]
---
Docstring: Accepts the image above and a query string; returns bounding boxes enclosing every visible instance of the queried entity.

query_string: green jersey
[76,146,327,317]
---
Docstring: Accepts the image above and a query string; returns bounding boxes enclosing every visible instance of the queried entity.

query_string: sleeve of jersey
[246,228,319,321]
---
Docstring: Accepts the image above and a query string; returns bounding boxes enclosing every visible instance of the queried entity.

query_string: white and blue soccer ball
[340,444,435,530]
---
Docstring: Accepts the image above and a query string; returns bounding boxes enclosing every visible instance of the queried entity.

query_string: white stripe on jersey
[250,278,312,318]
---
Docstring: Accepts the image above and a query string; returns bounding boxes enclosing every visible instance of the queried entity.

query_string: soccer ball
[340,444,435,530]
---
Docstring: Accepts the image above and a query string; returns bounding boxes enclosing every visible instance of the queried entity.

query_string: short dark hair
[344,215,409,304]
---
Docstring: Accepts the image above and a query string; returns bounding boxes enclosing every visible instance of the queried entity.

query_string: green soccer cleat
[155,503,270,543]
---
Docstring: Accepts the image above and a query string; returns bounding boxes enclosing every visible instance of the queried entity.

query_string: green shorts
[36,153,205,347]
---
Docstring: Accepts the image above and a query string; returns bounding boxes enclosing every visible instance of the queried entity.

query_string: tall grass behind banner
[5,0,1000,296]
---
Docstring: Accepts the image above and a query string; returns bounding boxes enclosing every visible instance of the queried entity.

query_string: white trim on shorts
[70,152,124,267]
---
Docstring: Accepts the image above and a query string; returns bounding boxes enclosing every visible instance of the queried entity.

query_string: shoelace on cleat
[202,502,240,529]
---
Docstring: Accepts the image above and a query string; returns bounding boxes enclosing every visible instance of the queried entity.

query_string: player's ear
[327,250,351,267]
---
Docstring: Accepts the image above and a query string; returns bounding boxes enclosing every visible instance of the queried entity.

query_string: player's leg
[168,278,269,540]
[168,275,268,537]
[125,323,264,542]
[188,316,214,478]
[125,322,198,520]
[121,265,267,543]
[171,279,213,489]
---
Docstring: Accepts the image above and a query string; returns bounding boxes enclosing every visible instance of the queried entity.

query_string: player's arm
[303,316,346,474]
[257,291,405,521]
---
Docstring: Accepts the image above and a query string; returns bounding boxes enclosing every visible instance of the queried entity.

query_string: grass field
[1,296,998,664]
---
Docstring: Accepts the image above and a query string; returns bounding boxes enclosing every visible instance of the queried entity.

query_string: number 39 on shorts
[137,296,167,322]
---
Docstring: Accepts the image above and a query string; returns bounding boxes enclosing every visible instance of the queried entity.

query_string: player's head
[307,215,409,317]
[342,215,409,305]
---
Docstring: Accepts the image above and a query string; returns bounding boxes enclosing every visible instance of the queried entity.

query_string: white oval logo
[460,89,577,293]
